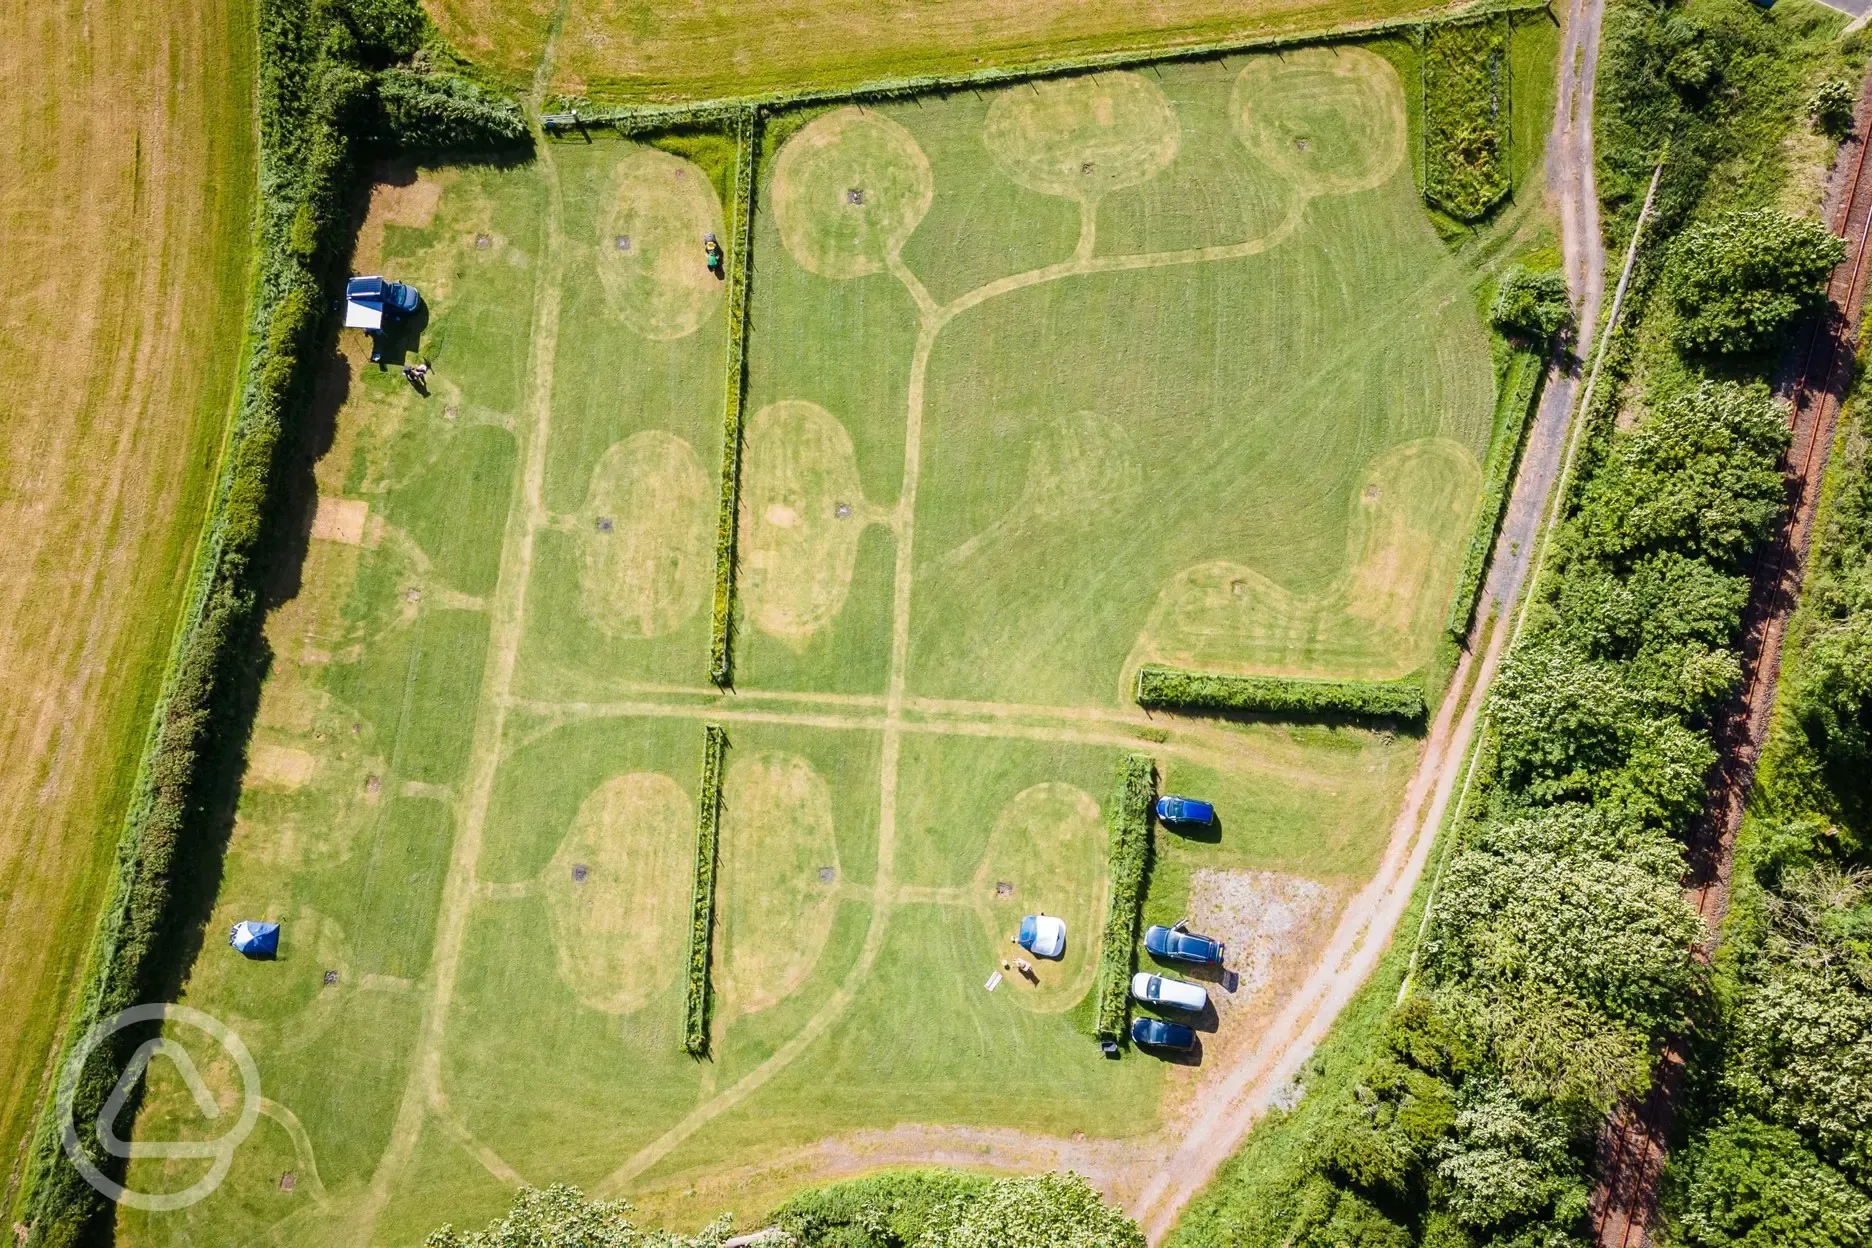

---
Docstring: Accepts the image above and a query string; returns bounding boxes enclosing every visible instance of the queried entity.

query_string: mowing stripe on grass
[710,108,759,686]
[1445,345,1548,642]
[1135,665,1428,725]
[684,722,728,1054]
[1095,753,1155,1049]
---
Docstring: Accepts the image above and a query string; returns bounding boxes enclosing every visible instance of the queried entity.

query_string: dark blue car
[1144,924,1226,965]
[346,275,421,317]
[1131,1017,1196,1052]
[1155,795,1215,826]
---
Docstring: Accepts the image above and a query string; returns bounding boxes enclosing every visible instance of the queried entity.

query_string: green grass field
[117,44,1503,1244]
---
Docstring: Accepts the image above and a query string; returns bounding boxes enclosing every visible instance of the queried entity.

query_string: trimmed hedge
[1094,754,1156,1048]
[17,4,527,1243]
[682,723,727,1055]
[1445,346,1547,642]
[1424,15,1513,221]
[1136,664,1428,725]
[708,110,758,686]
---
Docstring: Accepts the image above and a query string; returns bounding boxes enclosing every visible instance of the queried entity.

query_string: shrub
[1424,19,1513,220]
[1490,268,1573,343]
[375,68,528,151]
[1676,1116,1872,1248]
[683,723,726,1055]
[1812,78,1858,139]
[1668,210,1844,356]
[1136,665,1427,725]
[1094,754,1154,1047]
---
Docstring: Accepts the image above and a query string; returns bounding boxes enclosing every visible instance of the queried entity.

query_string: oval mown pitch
[772,108,933,279]
[1231,46,1407,196]
[983,70,1180,200]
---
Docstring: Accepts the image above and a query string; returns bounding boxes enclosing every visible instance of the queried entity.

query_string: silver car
[1130,971,1207,1012]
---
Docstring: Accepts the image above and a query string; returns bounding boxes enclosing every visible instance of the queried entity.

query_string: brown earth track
[1587,64,1872,1248]
[0,0,255,1211]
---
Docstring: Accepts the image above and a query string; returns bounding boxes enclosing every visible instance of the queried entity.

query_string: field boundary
[684,723,728,1055]
[1094,754,1156,1050]
[1445,345,1548,641]
[552,2,1548,132]
[709,111,760,686]
[1135,665,1429,725]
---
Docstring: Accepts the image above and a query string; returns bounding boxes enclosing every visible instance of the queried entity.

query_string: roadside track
[1587,60,1872,1248]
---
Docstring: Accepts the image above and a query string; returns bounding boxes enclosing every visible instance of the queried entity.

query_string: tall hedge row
[1136,664,1428,725]
[1446,346,1548,642]
[683,723,727,1055]
[1094,754,1156,1049]
[16,4,523,1243]
[708,112,759,687]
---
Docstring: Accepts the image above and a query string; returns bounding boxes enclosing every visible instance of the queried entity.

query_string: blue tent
[230,921,280,959]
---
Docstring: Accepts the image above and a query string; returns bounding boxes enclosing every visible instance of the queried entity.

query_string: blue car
[1155,795,1215,826]
[1144,924,1226,965]
[1131,1017,1197,1052]
[346,275,421,317]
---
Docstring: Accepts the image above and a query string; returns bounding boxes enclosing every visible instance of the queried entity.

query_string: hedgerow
[1424,16,1513,220]
[1094,754,1155,1049]
[1447,347,1548,642]
[1136,665,1428,725]
[708,110,758,686]
[682,723,727,1055]
[15,3,525,1242]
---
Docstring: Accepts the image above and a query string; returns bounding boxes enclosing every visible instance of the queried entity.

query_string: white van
[1130,971,1207,1012]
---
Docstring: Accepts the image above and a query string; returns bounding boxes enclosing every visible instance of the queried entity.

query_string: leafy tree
[776,1171,993,1248]
[1668,210,1843,355]
[1572,382,1790,571]
[1432,1083,1586,1231]
[1798,612,1872,780]
[1492,267,1574,343]
[1279,1176,1413,1248]
[424,1185,739,1248]
[1676,1116,1872,1247]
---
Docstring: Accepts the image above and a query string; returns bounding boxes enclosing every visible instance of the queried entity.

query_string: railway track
[1587,71,1872,1248]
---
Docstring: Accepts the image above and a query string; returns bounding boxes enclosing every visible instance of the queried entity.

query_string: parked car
[1131,1017,1197,1052]
[1155,795,1215,826]
[1130,971,1207,1012]
[1017,914,1066,958]
[1144,923,1226,965]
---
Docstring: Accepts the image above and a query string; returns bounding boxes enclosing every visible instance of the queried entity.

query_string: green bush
[683,724,726,1055]
[1490,267,1572,343]
[1094,754,1154,1047]
[375,68,528,150]
[709,110,758,686]
[776,1169,1144,1248]
[1424,18,1513,221]
[1812,77,1858,139]
[1668,209,1845,356]
[1136,665,1428,725]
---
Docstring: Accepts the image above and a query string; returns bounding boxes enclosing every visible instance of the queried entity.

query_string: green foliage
[1812,78,1858,139]
[648,127,740,213]
[1448,348,1547,642]
[1491,268,1573,343]
[425,1184,737,1247]
[1667,210,1844,356]
[683,723,726,1055]
[774,1170,1143,1248]
[375,68,528,150]
[1135,665,1427,725]
[1675,1117,1872,1248]
[1792,427,1872,805]
[709,110,758,686]
[1424,19,1513,220]
[15,5,527,1240]
[1095,754,1155,1047]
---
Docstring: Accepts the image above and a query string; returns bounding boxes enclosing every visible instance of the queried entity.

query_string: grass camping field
[0,0,254,1213]
[116,39,1519,1245]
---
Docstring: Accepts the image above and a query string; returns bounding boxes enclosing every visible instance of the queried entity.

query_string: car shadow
[1139,999,1218,1034]
[1165,813,1223,844]
[372,302,430,367]
[1141,1035,1203,1067]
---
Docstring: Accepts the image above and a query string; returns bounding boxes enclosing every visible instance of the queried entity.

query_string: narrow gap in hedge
[708,108,759,687]
[1135,665,1428,727]
[1095,753,1156,1051]
[683,722,727,1056]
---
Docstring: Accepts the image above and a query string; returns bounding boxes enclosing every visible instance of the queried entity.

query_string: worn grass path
[0,0,254,1211]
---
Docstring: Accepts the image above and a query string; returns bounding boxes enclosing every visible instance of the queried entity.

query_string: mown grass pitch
[120,45,1500,1244]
